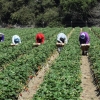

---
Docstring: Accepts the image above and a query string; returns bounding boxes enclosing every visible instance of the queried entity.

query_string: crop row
[33,27,82,100]
[0,28,73,99]
[0,28,65,70]
[82,27,100,92]
[91,27,100,38]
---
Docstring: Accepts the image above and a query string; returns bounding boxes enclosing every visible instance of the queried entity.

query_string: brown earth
[18,27,100,100]
[18,29,74,100]
[80,55,100,100]
[18,50,59,100]
[80,27,100,100]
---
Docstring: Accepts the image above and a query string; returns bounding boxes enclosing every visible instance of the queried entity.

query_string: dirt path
[80,28,100,100]
[18,29,74,100]
[80,56,100,100]
[18,50,59,100]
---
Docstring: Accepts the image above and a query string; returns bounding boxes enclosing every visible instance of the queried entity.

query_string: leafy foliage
[33,27,82,100]
[0,0,98,26]
[0,27,71,99]
[84,27,100,91]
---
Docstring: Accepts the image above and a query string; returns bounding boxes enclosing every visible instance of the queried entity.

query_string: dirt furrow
[80,27,100,100]
[18,50,59,100]
[80,54,100,100]
[18,29,74,100]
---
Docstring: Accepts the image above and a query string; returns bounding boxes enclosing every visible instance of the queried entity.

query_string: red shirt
[36,33,45,43]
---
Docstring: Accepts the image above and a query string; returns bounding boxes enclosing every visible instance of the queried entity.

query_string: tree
[0,0,98,27]
[11,6,34,25]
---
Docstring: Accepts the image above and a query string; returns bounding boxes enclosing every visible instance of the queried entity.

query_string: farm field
[0,27,100,100]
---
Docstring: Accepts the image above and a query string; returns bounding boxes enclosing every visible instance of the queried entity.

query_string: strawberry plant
[33,27,82,100]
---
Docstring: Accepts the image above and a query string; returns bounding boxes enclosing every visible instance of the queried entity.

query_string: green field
[0,27,100,100]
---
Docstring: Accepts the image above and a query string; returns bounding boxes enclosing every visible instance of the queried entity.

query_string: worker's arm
[64,36,68,44]
[86,36,90,44]
[41,36,45,43]
[12,36,15,44]
[2,35,4,41]
[19,37,21,43]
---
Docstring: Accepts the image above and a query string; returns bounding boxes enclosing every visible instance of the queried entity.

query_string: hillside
[88,1,100,26]
[0,0,99,27]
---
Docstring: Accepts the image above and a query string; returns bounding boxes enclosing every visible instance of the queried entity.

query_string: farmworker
[79,32,90,55]
[33,32,45,46]
[0,33,4,42]
[56,33,68,53]
[11,35,21,45]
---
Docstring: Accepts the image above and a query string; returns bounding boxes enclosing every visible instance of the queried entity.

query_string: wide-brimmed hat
[80,33,85,39]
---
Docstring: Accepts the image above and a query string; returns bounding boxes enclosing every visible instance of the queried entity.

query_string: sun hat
[80,33,85,39]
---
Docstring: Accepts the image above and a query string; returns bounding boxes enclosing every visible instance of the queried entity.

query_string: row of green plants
[82,27,100,92]
[0,28,41,69]
[0,28,39,48]
[33,27,82,100]
[0,27,71,49]
[0,28,64,70]
[0,28,60,99]
[91,27,100,38]
[0,28,73,99]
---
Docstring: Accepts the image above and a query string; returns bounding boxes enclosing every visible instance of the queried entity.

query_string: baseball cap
[80,33,85,39]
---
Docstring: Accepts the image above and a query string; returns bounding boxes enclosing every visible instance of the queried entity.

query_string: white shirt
[12,35,21,44]
[57,33,68,44]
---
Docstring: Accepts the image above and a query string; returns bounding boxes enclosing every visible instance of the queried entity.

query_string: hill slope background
[0,0,100,27]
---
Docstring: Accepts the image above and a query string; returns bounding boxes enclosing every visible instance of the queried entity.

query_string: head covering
[80,33,85,39]
[37,32,44,39]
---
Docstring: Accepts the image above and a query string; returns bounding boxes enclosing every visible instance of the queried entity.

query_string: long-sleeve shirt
[0,33,4,42]
[79,32,90,44]
[36,33,45,43]
[12,35,21,44]
[57,33,68,44]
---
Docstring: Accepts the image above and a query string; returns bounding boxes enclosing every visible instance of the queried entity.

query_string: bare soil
[18,51,59,100]
[80,55,100,100]
[18,29,74,100]
[18,28,100,100]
